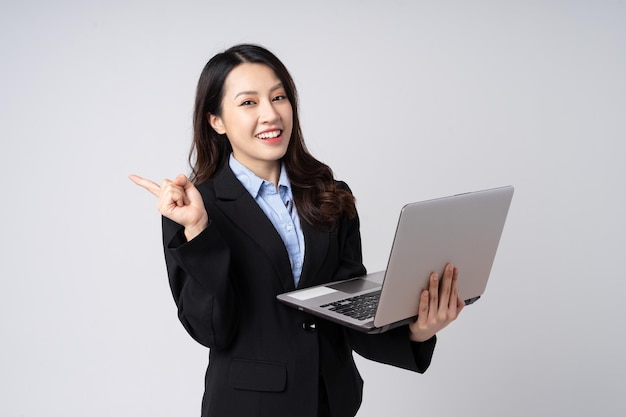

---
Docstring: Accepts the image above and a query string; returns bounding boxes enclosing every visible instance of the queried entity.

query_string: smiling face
[209,63,293,184]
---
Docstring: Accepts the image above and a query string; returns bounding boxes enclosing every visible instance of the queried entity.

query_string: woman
[130,44,463,417]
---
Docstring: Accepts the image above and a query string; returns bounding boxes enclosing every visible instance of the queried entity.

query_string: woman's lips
[256,129,283,144]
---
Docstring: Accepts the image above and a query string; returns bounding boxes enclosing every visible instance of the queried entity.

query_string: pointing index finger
[129,174,161,197]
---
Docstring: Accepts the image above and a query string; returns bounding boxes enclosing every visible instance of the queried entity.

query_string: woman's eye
[272,95,287,102]
[240,100,255,106]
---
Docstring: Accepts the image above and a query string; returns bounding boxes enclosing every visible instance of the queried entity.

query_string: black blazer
[162,165,436,417]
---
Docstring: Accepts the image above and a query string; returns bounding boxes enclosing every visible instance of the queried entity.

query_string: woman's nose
[259,100,279,123]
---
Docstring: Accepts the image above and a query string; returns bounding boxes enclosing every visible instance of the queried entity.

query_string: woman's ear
[209,113,226,134]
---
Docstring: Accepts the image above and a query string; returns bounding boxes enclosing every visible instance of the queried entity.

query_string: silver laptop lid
[373,186,514,328]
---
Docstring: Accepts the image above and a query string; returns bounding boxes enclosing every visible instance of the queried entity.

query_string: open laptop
[276,185,514,334]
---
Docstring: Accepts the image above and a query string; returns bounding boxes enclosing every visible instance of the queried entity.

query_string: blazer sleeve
[348,328,436,373]
[162,216,238,350]
[335,182,437,373]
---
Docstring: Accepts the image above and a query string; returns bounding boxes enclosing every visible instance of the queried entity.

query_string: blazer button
[302,320,317,332]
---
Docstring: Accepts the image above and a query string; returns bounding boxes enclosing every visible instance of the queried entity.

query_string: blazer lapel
[213,166,296,291]
[298,221,330,289]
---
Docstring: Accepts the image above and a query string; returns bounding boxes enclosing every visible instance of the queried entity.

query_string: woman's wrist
[184,215,209,241]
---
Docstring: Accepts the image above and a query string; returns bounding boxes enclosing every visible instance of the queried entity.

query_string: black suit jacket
[162,165,436,417]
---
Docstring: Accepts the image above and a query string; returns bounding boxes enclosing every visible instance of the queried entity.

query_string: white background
[1,1,624,416]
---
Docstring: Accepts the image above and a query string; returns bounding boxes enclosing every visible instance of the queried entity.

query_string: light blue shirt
[229,155,305,286]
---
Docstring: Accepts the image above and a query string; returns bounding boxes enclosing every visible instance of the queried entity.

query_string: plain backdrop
[1,1,624,416]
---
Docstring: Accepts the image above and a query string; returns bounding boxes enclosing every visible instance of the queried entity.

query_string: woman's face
[210,62,293,181]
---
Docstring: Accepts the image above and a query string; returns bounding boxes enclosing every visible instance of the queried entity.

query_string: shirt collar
[229,154,292,198]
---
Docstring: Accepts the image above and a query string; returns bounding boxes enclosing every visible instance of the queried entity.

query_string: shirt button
[285,224,293,232]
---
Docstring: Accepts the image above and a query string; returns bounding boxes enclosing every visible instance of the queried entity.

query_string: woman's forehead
[223,63,282,96]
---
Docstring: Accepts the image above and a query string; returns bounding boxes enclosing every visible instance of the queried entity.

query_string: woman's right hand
[129,173,209,241]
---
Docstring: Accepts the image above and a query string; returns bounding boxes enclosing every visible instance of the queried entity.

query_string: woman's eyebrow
[233,82,284,99]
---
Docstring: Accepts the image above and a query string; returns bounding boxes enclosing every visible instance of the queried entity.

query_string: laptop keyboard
[320,291,381,321]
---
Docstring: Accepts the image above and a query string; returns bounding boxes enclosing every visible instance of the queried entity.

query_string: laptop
[276,185,514,334]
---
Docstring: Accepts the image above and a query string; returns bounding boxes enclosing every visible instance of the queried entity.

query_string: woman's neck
[233,155,281,188]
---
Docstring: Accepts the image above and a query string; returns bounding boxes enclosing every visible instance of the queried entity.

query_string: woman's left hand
[409,263,465,342]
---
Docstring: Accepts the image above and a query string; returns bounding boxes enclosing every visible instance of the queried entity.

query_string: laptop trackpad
[327,279,380,294]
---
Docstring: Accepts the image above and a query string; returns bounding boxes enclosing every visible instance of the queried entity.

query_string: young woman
[130,44,463,417]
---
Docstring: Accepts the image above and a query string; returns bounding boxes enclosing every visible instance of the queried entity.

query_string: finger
[457,295,465,312]
[438,264,454,312]
[167,175,193,206]
[173,173,189,186]
[445,268,462,320]
[427,272,439,321]
[159,180,188,208]
[416,289,430,327]
[449,266,460,310]
[129,174,161,197]
[176,174,205,207]
[179,175,196,206]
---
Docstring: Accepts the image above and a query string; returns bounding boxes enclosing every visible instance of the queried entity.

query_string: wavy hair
[189,44,356,230]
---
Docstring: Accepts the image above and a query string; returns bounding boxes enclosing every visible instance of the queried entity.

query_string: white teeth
[256,130,281,139]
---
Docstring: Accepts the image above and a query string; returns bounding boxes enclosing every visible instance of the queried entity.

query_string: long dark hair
[189,44,356,229]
